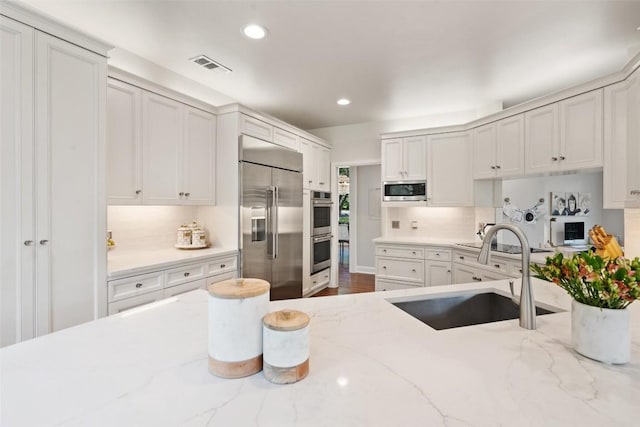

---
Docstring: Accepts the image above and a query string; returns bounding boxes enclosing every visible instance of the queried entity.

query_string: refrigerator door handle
[273,186,279,259]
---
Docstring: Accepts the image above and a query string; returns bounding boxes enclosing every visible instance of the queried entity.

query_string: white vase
[571,299,630,364]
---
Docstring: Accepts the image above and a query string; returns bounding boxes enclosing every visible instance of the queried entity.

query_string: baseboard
[356,266,375,275]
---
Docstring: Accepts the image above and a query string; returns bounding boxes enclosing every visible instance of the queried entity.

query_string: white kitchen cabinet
[375,279,421,292]
[1,15,108,346]
[525,90,603,174]
[240,114,273,141]
[495,115,525,178]
[427,131,473,207]
[381,136,426,182]
[107,290,166,315]
[107,79,143,204]
[452,264,479,284]
[376,257,425,284]
[305,269,331,296]
[110,82,216,206]
[299,137,331,191]
[473,123,497,179]
[603,79,632,208]
[426,261,452,287]
[273,126,299,151]
[625,69,640,207]
[374,244,452,289]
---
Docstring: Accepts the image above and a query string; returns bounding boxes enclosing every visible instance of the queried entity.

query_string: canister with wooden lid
[262,309,310,384]
[208,278,270,378]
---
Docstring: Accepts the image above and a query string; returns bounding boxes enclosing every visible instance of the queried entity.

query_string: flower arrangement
[530,251,640,309]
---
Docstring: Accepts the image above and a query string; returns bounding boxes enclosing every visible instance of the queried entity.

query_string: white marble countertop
[2,279,639,426]
[108,246,238,279]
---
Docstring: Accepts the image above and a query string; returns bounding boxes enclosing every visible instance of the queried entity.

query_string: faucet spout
[477,224,536,330]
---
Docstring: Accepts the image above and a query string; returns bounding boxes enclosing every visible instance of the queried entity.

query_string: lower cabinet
[374,244,452,291]
[452,249,524,284]
[304,269,331,297]
[426,261,453,286]
[107,254,237,314]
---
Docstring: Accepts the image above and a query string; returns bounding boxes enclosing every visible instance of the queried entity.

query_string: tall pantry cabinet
[1,9,109,347]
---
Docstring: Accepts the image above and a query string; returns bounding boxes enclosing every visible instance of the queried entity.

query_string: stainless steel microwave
[383,181,427,202]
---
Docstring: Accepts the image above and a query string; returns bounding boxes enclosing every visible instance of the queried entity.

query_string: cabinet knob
[39,240,49,245]
[412,269,416,272]
[630,190,640,196]
[220,264,226,268]
[412,251,416,254]
[435,253,440,256]
[318,182,324,186]
[24,240,34,246]
[179,192,185,196]
[551,157,558,161]
[472,276,482,282]
[559,156,565,161]
[135,189,142,195]
[494,264,500,268]
[459,256,464,260]
[495,165,501,169]
[490,166,496,170]
[135,283,143,288]
[382,266,387,269]
[447,270,451,273]
[184,192,190,197]
[184,272,190,277]
[383,249,387,253]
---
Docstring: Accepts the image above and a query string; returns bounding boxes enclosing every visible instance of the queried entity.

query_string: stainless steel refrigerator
[239,135,303,300]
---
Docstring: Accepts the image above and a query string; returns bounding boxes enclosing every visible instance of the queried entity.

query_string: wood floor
[311,245,375,297]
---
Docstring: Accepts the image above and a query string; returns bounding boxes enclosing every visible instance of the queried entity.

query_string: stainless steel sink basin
[391,292,561,330]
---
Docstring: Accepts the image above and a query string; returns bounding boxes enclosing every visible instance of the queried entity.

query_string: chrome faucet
[477,224,536,330]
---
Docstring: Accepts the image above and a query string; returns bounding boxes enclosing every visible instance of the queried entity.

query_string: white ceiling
[19,0,640,130]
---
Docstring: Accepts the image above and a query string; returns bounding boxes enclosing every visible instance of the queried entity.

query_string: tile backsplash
[385,207,477,241]
[108,206,202,251]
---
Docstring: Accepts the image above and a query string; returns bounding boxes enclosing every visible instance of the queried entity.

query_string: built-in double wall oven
[311,191,332,274]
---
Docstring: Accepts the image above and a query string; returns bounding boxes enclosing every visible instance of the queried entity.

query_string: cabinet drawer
[166,263,206,287]
[453,250,477,265]
[376,245,424,259]
[375,279,421,292]
[273,127,299,151]
[108,272,164,302]
[484,259,510,275]
[377,257,424,283]
[425,248,451,261]
[205,271,237,287]
[165,279,206,298]
[108,289,166,315]
[241,114,273,141]
[206,256,237,275]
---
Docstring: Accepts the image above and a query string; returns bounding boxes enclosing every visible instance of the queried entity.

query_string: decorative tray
[174,243,211,250]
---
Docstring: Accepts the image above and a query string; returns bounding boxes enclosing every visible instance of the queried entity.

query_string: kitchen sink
[390,291,561,330]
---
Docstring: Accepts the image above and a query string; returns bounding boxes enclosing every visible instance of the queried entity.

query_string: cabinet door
[108,289,165,315]
[1,16,35,346]
[183,106,215,204]
[496,114,525,177]
[480,270,511,282]
[375,279,420,292]
[164,279,206,298]
[627,72,640,207]
[426,261,452,287]
[142,92,183,204]
[525,104,559,174]
[35,32,107,333]
[273,127,299,151]
[603,81,631,209]
[473,123,497,179]
[403,136,426,180]
[317,145,331,191]
[381,138,404,181]
[240,114,273,141]
[299,138,316,189]
[452,264,477,284]
[427,131,473,207]
[559,89,603,170]
[106,79,142,204]
[376,257,424,284]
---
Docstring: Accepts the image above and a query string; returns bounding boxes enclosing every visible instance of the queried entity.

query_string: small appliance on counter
[175,220,209,249]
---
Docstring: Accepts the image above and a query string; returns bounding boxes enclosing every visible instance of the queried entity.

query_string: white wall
[354,165,381,272]
[385,207,477,241]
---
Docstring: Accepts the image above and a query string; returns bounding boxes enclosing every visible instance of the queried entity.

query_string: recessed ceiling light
[242,24,267,40]
[337,98,351,106]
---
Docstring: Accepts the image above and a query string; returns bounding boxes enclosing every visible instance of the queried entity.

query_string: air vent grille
[190,55,232,73]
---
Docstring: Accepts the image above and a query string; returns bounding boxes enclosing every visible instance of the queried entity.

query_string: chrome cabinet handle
[551,157,558,161]
[495,165,501,169]
[559,156,565,160]
[184,192,190,197]
[472,276,482,281]
[179,192,185,196]
[630,190,640,196]
[39,240,48,245]
[490,166,496,170]
[494,264,500,268]
[24,240,34,246]
[459,256,465,260]
[135,283,143,288]
[184,272,190,277]
[220,264,226,268]
[135,189,142,195]
[319,182,325,185]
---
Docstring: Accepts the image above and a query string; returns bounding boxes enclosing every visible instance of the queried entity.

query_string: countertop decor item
[263,309,310,384]
[589,224,624,259]
[207,278,270,378]
[531,251,640,364]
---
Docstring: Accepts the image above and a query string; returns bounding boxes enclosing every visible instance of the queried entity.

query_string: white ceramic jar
[262,309,310,384]
[207,278,270,378]
[191,229,206,247]
[176,225,192,246]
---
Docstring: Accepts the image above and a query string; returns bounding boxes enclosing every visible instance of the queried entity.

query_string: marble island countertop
[2,279,639,426]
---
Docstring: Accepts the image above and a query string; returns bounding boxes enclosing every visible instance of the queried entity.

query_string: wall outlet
[411,220,418,229]
[391,220,400,229]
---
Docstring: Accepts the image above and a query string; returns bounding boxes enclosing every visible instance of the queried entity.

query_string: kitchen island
[1,279,639,426]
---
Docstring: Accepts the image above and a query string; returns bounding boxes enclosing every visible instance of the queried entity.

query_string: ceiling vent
[190,55,232,73]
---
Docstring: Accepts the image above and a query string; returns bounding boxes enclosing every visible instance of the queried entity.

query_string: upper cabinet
[427,131,473,207]
[525,89,603,174]
[107,79,216,205]
[603,80,632,209]
[300,137,331,191]
[625,69,640,207]
[381,136,426,182]
[273,126,299,151]
[473,115,524,179]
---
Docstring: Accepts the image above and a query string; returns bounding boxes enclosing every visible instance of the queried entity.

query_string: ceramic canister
[177,225,192,246]
[208,278,270,378]
[191,228,206,247]
[262,309,310,384]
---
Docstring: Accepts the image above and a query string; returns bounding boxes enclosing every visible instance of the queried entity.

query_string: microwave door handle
[273,186,278,259]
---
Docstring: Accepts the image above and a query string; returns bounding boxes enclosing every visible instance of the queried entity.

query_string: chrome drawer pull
[135,283,143,288]
[184,272,190,277]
